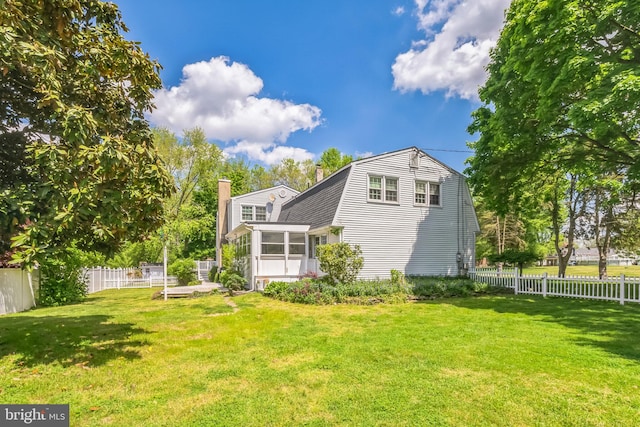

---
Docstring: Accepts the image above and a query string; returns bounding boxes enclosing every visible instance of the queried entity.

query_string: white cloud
[223,141,314,165]
[150,56,322,164]
[392,0,511,100]
[393,6,406,16]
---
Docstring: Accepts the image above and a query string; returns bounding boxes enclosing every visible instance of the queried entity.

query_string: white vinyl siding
[368,175,399,204]
[335,149,478,278]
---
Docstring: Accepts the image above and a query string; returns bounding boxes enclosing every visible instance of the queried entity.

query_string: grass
[1,289,640,426]
[521,264,640,277]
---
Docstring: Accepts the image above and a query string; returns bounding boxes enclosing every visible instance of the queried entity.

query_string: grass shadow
[438,295,640,362]
[0,314,149,368]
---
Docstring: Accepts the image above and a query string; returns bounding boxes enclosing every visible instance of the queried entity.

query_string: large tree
[467,0,639,275]
[1,0,173,265]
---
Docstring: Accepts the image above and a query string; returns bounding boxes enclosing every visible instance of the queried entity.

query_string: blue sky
[116,0,511,173]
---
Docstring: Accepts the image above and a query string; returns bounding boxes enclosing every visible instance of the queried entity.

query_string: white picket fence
[470,268,640,305]
[82,267,178,294]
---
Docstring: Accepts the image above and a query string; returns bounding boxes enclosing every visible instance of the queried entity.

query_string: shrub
[168,258,196,286]
[316,243,364,285]
[219,270,245,295]
[390,269,405,285]
[263,281,290,298]
[409,276,503,299]
[38,252,87,307]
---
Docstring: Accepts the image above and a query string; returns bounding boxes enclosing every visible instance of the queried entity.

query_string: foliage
[262,276,506,305]
[220,243,236,271]
[168,258,196,286]
[410,276,505,299]
[316,243,364,285]
[38,251,88,306]
[107,237,163,268]
[318,148,353,175]
[219,270,245,295]
[263,281,290,298]
[467,0,640,276]
[390,269,405,285]
[488,249,544,273]
[1,0,173,266]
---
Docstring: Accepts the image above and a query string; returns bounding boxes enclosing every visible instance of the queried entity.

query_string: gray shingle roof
[277,166,351,229]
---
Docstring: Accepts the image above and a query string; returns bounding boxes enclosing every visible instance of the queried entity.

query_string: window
[415,181,427,205]
[241,205,253,221]
[261,232,284,255]
[369,176,382,200]
[430,183,440,206]
[255,206,267,221]
[385,178,398,202]
[414,181,441,206]
[368,175,399,203]
[289,233,306,255]
[241,205,267,221]
[235,233,250,257]
[309,234,327,258]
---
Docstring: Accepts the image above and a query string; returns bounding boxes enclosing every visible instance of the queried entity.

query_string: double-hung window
[241,205,267,221]
[241,205,253,221]
[414,181,441,207]
[368,175,399,203]
[429,183,440,206]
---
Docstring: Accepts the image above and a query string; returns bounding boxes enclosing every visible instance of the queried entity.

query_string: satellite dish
[268,193,276,202]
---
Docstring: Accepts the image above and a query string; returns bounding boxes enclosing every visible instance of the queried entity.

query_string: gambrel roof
[278,166,351,230]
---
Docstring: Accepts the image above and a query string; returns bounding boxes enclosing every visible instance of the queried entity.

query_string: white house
[217,147,480,290]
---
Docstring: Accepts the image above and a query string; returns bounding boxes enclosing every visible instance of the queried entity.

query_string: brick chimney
[315,164,324,183]
[216,179,231,266]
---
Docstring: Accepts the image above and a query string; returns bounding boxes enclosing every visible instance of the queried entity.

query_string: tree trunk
[598,252,607,280]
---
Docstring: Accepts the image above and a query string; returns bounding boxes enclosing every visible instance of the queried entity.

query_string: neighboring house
[217,147,480,290]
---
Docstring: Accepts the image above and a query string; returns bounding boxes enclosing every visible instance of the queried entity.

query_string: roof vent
[409,151,420,169]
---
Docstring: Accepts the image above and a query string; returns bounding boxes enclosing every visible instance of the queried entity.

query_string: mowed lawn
[1,290,640,426]
[523,265,640,277]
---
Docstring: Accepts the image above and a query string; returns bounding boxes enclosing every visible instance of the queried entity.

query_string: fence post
[117,268,121,290]
[620,274,625,305]
[542,272,547,298]
[514,267,519,295]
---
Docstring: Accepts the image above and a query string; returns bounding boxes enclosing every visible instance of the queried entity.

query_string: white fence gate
[470,268,640,305]
[195,260,216,281]
[82,267,178,294]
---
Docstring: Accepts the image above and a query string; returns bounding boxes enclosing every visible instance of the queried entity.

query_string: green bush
[263,281,290,298]
[168,258,196,286]
[316,243,364,285]
[219,270,245,295]
[409,276,503,299]
[38,252,88,306]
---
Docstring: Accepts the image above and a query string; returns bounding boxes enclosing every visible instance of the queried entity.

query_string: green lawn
[1,290,640,426]
[523,264,640,277]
